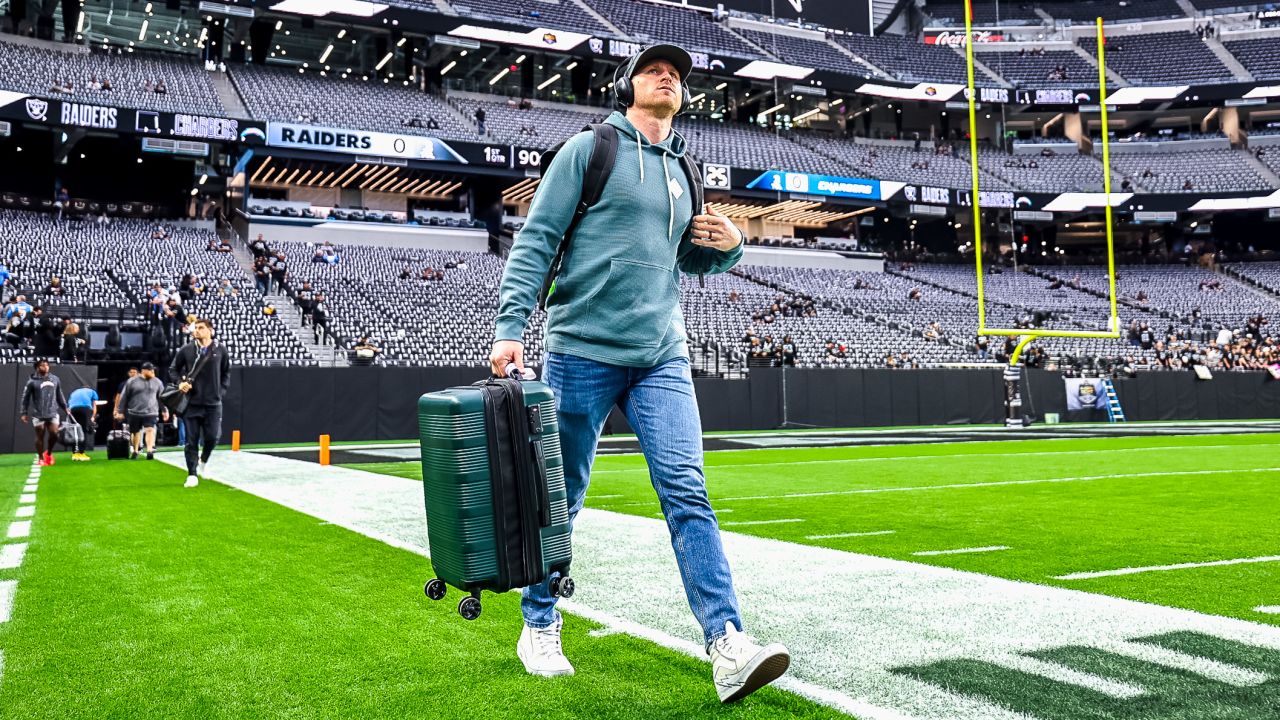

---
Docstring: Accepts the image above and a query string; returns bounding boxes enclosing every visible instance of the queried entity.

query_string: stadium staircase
[1071,45,1129,88]
[1204,36,1254,82]
[225,233,347,367]
[567,0,626,36]
[1242,152,1280,189]
[207,70,248,118]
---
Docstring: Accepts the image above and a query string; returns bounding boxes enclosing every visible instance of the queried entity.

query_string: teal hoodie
[494,111,743,367]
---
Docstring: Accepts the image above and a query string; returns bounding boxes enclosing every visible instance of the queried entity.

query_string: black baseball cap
[629,44,693,81]
[140,361,156,370]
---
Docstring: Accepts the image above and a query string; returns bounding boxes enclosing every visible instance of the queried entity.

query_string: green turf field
[1,430,1278,719]
[344,433,1280,626]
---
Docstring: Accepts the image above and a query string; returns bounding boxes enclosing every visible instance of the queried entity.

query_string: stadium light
[139,20,149,41]
[440,61,456,75]
[715,82,727,90]
[76,12,84,34]
[489,67,510,86]
[516,54,526,63]
[375,52,393,70]
[760,103,786,117]
[537,73,562,91]
[338,29,347,39]
[794,108,820,122]
[565,61,578,70]
[397,37,407,47]
[199,174,208,185]
[688,92,706,104]
[145,2,153,12]
[320,44,333,63]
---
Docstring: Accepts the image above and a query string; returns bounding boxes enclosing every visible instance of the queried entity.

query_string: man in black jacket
[168,318,231,488]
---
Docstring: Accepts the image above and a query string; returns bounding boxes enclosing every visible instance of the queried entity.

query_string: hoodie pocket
[571,258,676,349]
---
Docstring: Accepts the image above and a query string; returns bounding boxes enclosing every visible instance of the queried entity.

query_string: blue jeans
[522,352,742,648]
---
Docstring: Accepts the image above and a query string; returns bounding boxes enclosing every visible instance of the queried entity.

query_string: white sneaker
[709,621,790,703]
[197,460,208,478]
[184,475,199,488]
[516,617,574,677]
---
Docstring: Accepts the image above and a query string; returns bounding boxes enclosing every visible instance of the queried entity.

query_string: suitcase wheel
[424,579,447,601]
[550,576,575,599]
[458,595,482,621]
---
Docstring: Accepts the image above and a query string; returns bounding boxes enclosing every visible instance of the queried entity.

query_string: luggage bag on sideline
[417,375,574,620]
[107,428,131,460]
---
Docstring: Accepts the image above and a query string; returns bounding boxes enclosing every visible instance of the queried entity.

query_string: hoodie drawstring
[636,132,644,184]
[632,124,677,241]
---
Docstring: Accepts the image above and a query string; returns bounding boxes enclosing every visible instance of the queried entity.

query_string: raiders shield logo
[589,38,604,54]
[25,98,48,121]
[1077,382,1098,408]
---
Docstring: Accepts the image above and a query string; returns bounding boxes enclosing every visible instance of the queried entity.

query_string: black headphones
[613,49,693,115]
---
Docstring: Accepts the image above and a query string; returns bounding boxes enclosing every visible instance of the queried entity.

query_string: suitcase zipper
[480,383,517,591]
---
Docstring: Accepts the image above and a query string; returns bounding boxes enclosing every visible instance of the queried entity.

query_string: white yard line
[1056,555,1280,581]
[21,485,36,494]
[704,467,1280,504]
[1253,606,1280,614]
[0,544,26,571]
[18,495,35,505]
[0,580,14,623]
[161,451,1280,720]
[5,522,30,540]
[591,443,1280,473]
[13,507,33,519]
[807,531,896,540]
[913,546,1011,557]
[722,518,804,527]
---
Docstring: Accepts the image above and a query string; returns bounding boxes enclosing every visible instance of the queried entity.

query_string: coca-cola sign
[924,30,1005,47]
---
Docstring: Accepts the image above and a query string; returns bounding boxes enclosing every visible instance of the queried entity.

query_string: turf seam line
[721,518,805,527]
[806,530,896,540]
[699,467,1280,504]
[912,546,1011,556]
[1055,554,1280,580]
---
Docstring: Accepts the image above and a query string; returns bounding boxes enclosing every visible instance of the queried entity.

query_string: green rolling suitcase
[417,376,574,620]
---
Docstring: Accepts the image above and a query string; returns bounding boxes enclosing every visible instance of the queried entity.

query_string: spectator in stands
[67,382,98,460]
[489,43,785,696]
[253,258,271,295]
[113,362,168,460]
[34,308,62,357]
[270,252,288,294]
[426,116,440,130]
[100,77,112,92]
[474,106,486,136]
[352,335,381,363]
[162,296,186,344]
[780,336,797,367]
[20,359,68,466]
[976,335,990,361]
[294,281,316,326]
[60,321,85,363]
[404,114,424,128]
[155,80,167,95]
[398,267,412,280]
[908,287,922,301]
[170,318,230,488]
[55,186,70,222]
[250,234,268,258]
[310,295,329,344]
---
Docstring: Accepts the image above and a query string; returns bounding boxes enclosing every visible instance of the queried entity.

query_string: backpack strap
[537,123,619,310]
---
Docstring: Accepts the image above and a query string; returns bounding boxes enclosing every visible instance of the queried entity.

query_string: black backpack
[535,123,703,310]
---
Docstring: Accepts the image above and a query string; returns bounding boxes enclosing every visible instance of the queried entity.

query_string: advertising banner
[1064,377,1105,410]
[265,122,468,163]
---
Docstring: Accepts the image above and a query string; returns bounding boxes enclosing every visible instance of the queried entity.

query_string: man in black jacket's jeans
[168,318,231,488]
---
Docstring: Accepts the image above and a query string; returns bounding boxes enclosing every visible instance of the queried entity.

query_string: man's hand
[19,415,27,424]
[490,340,525,378]
[691,205,742,252]
[114,411,124,421]
[178,381,192,393]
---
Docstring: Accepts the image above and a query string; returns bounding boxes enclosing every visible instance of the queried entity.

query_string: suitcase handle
[531,437,551,528]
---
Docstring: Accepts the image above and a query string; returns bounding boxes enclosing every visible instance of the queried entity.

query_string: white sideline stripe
[589,494,623,499]
[807,530,896,540]
[18,495,35,505]
[14,506,33,519]
[1100,639,1270,687]
[592,443,1280,474]
[722,518,804,527]
[1254,606,1280,614]
[1055,554,1280,581]
[0,543,26,570]
[989,654,1145,699]
[913,546,1010,557]
[0,580,14,623]
[704,467,1280,504]
[5,522,29,540]
[21,485,36,493]
[164,451,1280,720]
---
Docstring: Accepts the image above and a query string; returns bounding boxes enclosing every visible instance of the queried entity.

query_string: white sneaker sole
[717,644,791,703]
[516,644,575,677]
